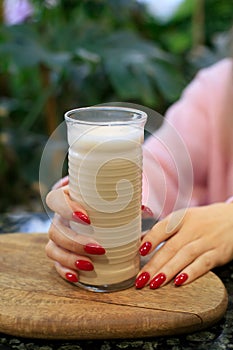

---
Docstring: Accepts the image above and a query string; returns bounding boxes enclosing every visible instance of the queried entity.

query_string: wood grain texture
[0,233,228,339]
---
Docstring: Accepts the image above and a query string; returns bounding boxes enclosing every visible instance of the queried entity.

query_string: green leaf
[152,61,185,102]
[0,24,71,69]
[95,31,173,63]
[171,0,196,23]
[162,31,192,54]
[89,31,177,104]
[0,25,45,67]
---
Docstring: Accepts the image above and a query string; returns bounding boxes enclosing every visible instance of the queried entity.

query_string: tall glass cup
[65,106,147,292]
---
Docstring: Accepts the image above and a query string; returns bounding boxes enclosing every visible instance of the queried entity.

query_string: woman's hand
[45,178,154,284]
[136,203,233,289]
[45,184,106,284]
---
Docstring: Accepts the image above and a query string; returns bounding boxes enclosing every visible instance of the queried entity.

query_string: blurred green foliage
[0,0,232,212]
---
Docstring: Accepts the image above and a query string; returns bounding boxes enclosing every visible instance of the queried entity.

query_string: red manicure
[174,273,188,286]
[135,271,150,289]
[75,260,94,271]
[139,241,152,256]
[150,273,166,289]
[65,272,78,283]
[141,205,154,217]
[72,211,91,225]
[84,243,106,255]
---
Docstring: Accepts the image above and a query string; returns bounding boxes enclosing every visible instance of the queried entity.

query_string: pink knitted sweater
[142,58,233,218]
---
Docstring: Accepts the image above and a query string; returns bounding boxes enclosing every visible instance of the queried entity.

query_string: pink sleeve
[142,70,209,218]
[225,196,233,204]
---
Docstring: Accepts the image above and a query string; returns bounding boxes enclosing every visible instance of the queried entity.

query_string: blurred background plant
[0,0,232,213]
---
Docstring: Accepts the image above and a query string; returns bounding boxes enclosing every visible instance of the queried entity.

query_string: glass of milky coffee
[65,106,147,292]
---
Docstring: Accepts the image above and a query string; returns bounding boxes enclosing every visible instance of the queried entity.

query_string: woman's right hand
[45,185,106,284]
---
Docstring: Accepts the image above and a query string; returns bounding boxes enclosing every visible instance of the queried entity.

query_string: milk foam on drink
[65,107,147,291]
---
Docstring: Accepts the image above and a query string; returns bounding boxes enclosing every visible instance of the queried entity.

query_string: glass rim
[64,106,147,126]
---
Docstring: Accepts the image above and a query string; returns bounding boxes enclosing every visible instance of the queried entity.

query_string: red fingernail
[141,205,154,217]
[72,211,91,225]
[84,243,106,255]
[139,241,152,256]
[75,260,94,271]
[150,273,166,289]
[65,272,78,283]
[174,273,188,286]
[135,271,150,289]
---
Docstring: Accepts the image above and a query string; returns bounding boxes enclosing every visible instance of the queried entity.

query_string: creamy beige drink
[65,106,147,292]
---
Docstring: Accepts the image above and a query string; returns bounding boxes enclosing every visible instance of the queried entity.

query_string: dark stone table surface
[1,212,233,350]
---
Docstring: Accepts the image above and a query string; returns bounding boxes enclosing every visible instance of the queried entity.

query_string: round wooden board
[0,233,228,339]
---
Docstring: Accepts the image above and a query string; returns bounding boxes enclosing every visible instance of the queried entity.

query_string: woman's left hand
[136,202,233,289]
